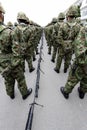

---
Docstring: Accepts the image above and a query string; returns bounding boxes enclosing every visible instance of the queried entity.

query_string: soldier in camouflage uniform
[60,6,87,99]
[54,6,79,73]
[60,25,87,99]
[51,13,65,63]
[0,5,32,100]
[45,18,57,55]
[16,12,35,73]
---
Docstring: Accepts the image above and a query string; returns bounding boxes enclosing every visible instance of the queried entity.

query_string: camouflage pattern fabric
[56,20,80,71]
[64,26,87,94]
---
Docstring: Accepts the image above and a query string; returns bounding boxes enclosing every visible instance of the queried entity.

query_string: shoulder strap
[0,25,9,34]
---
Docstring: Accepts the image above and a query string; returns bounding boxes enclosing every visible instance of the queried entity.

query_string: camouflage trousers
[3,65,28,97]
[48,41,52,54]
[21,54,33,72]
[64,64,87,93]
[51,46,58,61]
[56,47,72,70]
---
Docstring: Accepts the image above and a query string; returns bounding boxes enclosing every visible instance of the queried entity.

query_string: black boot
[48,52,51,55]
[78,87,85,99]
[10,94,15,99]
[64,68,67,73]
[54,68,60,73]
[51,59,55,63]
[22,88,32,100]
[29,67,35,73]
[33,57,36,61]
[60,87,69,99]
[36,52,39,55]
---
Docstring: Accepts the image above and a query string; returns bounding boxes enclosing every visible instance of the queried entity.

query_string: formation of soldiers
[0,4,42,100]
[0,2,87,100]
[44,5,87,99]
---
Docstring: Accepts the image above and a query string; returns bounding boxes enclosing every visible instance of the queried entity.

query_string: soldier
[45,18,57,55]
[0,5,32,100]
[52,12,65,63]
[54,6,80,73]
[60,26,87,99]
[60,6,87,99]
[15,12,35,73]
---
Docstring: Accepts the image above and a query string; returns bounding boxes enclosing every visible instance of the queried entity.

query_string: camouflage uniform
[60,6,87,99]
[61,26,87,99]
[9,12,32,99]
[16,12,35,73]
[52,13,65,63]
[0,6,32,99]
[55,6,80,73]
[45,18,57,55]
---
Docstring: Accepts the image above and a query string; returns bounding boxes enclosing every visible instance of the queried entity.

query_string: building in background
[80,0,87,25]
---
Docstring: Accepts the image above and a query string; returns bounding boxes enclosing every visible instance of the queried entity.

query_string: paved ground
[0,35,87,130]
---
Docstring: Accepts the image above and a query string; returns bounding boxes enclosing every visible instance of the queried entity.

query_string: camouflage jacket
[0,24,12,75]
[12,23,33,56]
[75,26,87,65]
[58,21,81,52]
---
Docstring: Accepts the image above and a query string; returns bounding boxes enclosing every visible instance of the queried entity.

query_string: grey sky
[0,0,77,26]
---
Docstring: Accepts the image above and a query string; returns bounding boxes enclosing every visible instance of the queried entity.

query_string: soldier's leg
[51,46,57,62]
[64,52,72,73]
[4,73,15,99]
[54,48,64,73]
[78,75,87,98]
[26,55,35,73]
[48,44,52,54]
[21,56,25,72]
[33,50,36,61]
[80,76,87,93]
[60,67,80,99]
[14,66,32,99]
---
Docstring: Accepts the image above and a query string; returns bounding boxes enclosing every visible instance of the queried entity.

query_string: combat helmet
[52,17,57,23]
[0,3,5,14]
[58,12,65,20]
[17,12,27,21]
[7,21,13,27]
[67,5,78,17]
[25,17,29,24]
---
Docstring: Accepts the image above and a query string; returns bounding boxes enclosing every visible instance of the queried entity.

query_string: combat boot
[29,67,35,73]
[51,59,55,63]
[22,88,32,100]
[36,52,39,55]
[60,87,69,99]
[33,57,36,61]
[48,52,51,55]
[54,68,60,73]
[64,68,67,73]
[10,94,15,99]
[78,87,85,99]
